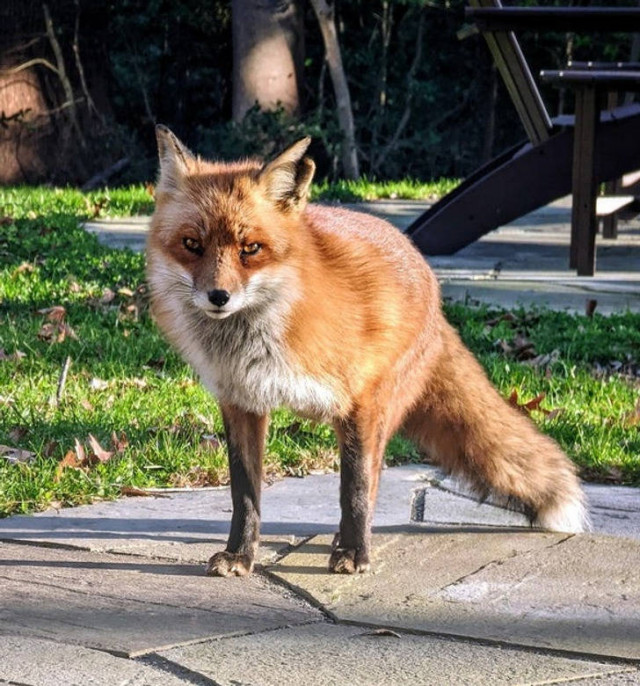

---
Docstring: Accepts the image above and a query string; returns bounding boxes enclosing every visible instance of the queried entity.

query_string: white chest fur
[175,306,337,418]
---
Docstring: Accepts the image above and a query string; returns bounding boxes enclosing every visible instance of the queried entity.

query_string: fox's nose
[207,289,231,307]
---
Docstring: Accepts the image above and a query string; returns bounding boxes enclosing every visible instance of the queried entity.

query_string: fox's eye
[241,243,261,256]
[183,237,203,255]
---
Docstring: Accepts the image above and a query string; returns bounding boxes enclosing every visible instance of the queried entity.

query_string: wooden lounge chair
[407,1,640,276]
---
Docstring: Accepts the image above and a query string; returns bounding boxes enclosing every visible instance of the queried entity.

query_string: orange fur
[147,129,588,576]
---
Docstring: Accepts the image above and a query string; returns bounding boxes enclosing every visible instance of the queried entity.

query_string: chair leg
[602,178,621,238]
[602,91,620,240]
[570,85,599,276]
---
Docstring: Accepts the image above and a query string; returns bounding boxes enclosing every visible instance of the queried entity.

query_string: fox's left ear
[259,137,315,211]
[155,125,195,193]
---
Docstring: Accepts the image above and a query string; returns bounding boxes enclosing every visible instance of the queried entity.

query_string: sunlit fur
[147,134,589,562]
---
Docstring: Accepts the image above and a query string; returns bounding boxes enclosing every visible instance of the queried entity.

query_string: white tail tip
[534,495,591,534]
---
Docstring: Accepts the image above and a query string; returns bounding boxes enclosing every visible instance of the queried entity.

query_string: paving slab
[158,622,632,686]
[426,476,640,541]
[439,279,640,315]
[0,465,437,562]
[414,482,529,528]
[584,484,640,540]
[0,487,295,565]
[0,635,190,686]
[0,541,321,657]
[270,532,640,660]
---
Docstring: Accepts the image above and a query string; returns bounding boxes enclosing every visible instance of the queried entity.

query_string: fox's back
[304,204,435,298]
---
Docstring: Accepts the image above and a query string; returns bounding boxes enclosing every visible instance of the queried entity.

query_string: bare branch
[309,0,359,179]
[372,10,425,173]
[5,36,45,56]
[43,2,86,148]
[0,58,59,77]
[54,356,72,406]
[72,0,103,123]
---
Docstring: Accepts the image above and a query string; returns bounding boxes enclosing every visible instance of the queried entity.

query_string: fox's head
[147,126,315,321]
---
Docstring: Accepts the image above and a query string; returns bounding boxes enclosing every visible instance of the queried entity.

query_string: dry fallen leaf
[8,426,28,443]
[512,333,536,361]
[0,444,36,464]
[508,390,555,416]
[111,430,129,454]
[85,197,108,218]
[13,262,35,275]
[55,450,83,481]
[100,288,116,304]
[545,408,565,421]
[282,421,303,437]
[36,307,78,344]
[121,486,154,497]
[200,433,224,451]
[89,378,109,391]
[38,305,67,323]
[43,440,59,458]
[485,312,517,328]
[586,299,598,318]
[525,349,560,369]
[0,348,26,362]
[494,339,512,355]
[522,392,547,412]
[87,434,114,463]
[621,400,640,428]
[80,398,94,412]
[74,438,86,463]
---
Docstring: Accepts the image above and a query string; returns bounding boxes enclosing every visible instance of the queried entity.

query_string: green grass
[312,177,460,202]
[1,185,638,518]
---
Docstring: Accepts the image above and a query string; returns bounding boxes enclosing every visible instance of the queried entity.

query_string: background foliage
[1,0,639,183]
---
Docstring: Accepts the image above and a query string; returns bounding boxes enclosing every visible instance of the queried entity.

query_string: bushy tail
[402,323,589,533]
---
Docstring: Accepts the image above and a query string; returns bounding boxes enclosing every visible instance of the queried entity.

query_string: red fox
[147,126,589,577]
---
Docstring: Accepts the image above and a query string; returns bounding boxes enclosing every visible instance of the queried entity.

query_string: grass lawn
[0,184,639,518]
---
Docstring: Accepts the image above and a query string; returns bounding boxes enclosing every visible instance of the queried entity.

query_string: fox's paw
[205,551,254,577]
[329,547,370,574]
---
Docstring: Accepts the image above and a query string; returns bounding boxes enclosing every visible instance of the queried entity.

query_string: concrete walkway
[84,195,640,314]
[1,465,639,685]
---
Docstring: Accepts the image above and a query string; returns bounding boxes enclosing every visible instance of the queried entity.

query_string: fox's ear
[259,137,315,211]
[155,125,195,192]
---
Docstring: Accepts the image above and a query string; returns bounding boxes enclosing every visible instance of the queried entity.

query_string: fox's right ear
[155,125,195,193]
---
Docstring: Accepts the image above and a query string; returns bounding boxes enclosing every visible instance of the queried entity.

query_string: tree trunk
[309,0,359,179]
[0,0,113,185]
[232,0,304,122]
[0,1,52,183]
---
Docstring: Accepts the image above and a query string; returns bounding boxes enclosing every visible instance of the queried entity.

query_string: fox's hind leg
[330,399,407,574]
[206,404,269,577]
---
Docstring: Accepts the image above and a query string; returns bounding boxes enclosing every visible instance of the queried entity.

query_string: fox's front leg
[206,404,268,577]
[330,414,387,574]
